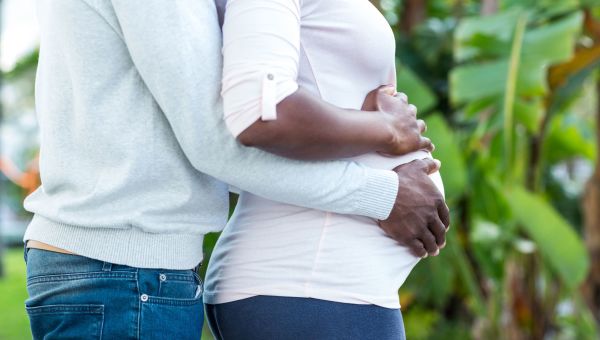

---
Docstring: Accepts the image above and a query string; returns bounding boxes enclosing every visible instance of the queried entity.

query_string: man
[23,1,448,339]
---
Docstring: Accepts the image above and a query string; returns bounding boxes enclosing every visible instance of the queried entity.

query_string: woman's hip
[205,295,405,340]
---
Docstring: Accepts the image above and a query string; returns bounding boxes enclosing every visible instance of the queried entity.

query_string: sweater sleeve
[110,0,399,220]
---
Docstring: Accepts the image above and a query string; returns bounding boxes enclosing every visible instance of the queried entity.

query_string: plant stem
[503,15,528,182]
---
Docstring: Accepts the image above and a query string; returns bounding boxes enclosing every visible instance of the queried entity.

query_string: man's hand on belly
[378,158,450,258]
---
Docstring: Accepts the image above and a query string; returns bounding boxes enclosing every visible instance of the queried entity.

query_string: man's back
[25,0,228,269]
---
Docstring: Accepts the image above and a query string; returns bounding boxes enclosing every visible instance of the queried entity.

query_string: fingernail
[434,159,441,168]
[441,241,446,249]
[422,253,429,259]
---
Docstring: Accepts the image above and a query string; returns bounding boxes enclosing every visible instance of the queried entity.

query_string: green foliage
[396,62,438,113]
[451,11,582,104]
[3,49,39,80]
[544,112,597,163]
[0,249,32,340]
[506,187,590,290]
[424,114,467,202]
[402,306,441,339]
[389,0,599,337]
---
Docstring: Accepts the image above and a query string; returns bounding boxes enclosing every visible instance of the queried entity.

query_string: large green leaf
[402,250,456,309]
[450,60,508,104]
[521,12,582,66]
[506,187,590,290]
[425,114,467,202]
[470,218,509,281]
[502,0,580,20]
[450,60,548,105]
[396,62,438,113]
[543,112,597,163]
[514,97,545,133]
[451,12,582,106]
[454,10,520,62]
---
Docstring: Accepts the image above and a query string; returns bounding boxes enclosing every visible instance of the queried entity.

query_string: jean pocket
[26,304,104,340]
[158,272,202,299]
[140,296,203,340]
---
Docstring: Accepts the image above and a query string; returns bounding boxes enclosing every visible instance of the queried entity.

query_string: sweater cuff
[354,169,399,220]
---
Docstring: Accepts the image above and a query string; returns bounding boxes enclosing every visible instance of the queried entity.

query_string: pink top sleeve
[221,0,301,137]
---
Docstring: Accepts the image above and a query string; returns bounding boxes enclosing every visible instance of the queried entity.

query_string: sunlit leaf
[544,112,597,163]
[522,12,583,66]
[470,218,508,280]
[396,62,438,113]
[506,187,590,290]
[451,12,582,106]
[454,10,520,62]
[514,98,545,133]
[425,114,468,202]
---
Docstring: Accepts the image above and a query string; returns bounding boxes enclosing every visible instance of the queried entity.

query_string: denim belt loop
[102,262,113,272]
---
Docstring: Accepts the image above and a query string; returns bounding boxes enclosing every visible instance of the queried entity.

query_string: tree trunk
[582,79,600,321]
[400,0,426,35]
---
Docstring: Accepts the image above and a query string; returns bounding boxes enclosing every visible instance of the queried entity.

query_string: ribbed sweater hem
[355,169,399,220]
[23,215,205,270]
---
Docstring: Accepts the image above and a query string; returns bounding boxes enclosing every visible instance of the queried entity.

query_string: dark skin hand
[361,85,432,156]
[380,158,451,258]
[238,84,449,256]
[238,85,433,160]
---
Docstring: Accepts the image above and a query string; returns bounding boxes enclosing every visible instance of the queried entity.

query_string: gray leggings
[205,295,406,340]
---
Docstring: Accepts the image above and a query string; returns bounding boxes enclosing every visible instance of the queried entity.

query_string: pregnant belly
[350,150,445,198]
[216,151,443,307]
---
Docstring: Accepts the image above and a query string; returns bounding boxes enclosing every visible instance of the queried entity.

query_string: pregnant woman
[204,0,446,338]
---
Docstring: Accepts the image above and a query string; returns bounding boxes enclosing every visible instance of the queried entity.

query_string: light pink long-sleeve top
[204,0,445,308]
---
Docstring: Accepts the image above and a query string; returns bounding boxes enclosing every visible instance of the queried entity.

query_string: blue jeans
[24,248,204,340]
[205,296,406,340]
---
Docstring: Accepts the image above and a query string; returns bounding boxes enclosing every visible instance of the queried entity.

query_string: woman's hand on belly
[361,85,434,156]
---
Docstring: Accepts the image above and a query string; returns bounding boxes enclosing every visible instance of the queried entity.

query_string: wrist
[373,110,397,154]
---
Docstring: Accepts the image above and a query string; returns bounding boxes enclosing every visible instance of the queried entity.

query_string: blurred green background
[2,0,600,339]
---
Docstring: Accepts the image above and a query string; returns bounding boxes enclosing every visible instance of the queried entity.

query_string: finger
[409,239,427,258]
[417,119,427,133]
[407,104,417,117]
[419,137,434,153]
[419,231,438,256]
[437,200,451,230]
[379,84,396,96]
[395,92,408,103]
[416,158,440,175]
[428,217,446,248]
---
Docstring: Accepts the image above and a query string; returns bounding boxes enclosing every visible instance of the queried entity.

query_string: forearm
[111,0,400,220]
[238,88,393,160]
